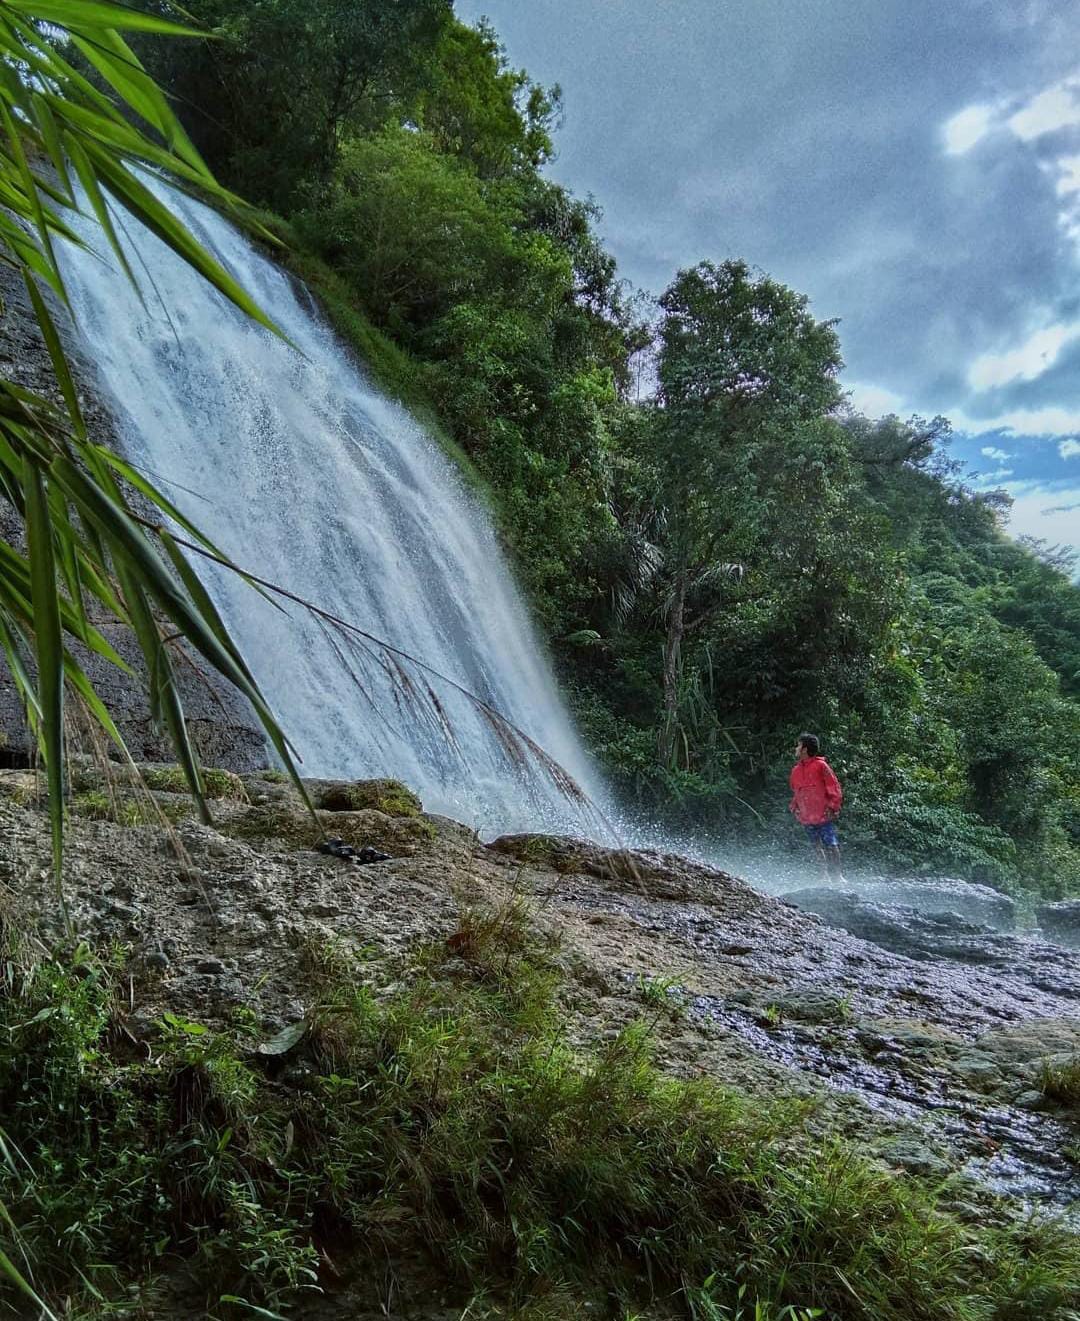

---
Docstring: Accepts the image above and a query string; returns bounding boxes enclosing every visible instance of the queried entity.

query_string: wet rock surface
[1039,900,1080,947]
[5,778,1080,1218]
[779,885,1077,988]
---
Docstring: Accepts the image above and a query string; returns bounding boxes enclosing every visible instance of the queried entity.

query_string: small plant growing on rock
[1038,1055,1080,1107]
[635,972,685,1018]
[143,765,248,802]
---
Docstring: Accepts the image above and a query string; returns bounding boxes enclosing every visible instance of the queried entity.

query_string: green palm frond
[0,2,308,923]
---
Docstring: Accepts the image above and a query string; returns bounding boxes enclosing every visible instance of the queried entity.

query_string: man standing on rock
[789,732,845,881]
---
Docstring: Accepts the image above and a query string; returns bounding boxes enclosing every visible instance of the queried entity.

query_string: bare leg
[826,845,846,882]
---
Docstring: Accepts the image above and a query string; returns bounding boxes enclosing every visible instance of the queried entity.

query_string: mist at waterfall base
[59,189,613,837]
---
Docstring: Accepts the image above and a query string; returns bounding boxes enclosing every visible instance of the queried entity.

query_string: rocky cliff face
[0,258,269,771]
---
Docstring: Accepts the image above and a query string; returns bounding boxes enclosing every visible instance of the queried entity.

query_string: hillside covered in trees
[135,0,1080,897]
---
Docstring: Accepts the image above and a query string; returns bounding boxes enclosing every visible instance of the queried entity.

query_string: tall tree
[135,0,453,208]
[650,260,844,762]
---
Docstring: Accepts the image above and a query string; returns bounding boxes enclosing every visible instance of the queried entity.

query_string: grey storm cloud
[457,0,1080,420]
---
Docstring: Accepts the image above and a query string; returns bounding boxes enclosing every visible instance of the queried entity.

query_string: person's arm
[821,761,843,818]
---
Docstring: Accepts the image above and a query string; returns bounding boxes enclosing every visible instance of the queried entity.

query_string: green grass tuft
[142,766,248,802]
[70,789,194,827]
[1039,1056,1080,1107]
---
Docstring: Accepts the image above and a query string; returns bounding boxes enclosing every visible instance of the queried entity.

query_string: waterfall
[58,189,609,834]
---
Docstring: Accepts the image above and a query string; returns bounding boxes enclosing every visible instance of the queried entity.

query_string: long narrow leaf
[29,94,74,202]
[82,143,282,336]
[22,272,84,441]
[63,133,140,291]
[52,457,303,776]
[23,460,69,931]
[71,28,206,173]
[0,1239,57,1321]
[2,2,202,36]
[113,562,209,821]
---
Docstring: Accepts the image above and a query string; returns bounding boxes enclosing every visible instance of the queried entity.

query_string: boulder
[780,886,1006,963]
[855,877,1015,930]
[1036,900,1080,948]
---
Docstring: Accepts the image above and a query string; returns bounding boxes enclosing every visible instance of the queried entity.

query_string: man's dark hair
[798,732,820,757]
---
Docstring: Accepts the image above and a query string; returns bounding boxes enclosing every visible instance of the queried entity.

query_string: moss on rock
[224,800,435,855]
[313,778,422,817]
[142,765,248,802]
[71,789,196,827]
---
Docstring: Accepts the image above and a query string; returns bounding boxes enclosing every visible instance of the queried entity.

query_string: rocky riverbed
[4,761,1079,1223]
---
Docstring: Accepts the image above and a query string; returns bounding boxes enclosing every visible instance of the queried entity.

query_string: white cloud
[941,75,1080,257]
[988,467,1014,479]
[967,322,1080,391]
[1007,78,1080,141]
[980,446,1012,460]
[952,404,1080,438]
[942,103,995,155]
[1054,153,1080,196]
[1002,484,1080,576]
[1061,439,1080,458]
[845,382,903,416]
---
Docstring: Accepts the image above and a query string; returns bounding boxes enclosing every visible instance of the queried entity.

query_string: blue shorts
[804,821,839,849]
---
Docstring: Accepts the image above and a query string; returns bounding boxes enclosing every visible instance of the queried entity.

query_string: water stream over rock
[58,188,607,835]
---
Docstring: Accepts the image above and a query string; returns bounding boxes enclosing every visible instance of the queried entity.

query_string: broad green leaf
[256,1020,308,1057]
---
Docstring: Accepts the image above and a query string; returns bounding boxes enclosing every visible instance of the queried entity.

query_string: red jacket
[789,755,842,825]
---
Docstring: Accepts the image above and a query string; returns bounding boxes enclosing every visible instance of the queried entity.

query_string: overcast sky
[458,0,1080,562]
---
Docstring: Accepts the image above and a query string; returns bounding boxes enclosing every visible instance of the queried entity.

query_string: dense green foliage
[4,916,1080,1319]
[130,2,1080,895]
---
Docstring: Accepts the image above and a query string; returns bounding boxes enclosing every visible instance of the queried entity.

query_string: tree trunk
[659,568,687,768]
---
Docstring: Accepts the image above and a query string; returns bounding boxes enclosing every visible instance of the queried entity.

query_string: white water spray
[59,190,608,833]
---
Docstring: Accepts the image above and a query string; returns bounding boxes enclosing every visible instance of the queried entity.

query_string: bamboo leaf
[0,102,67,311]
[29,93,73,202]
[159,528,252,673]
[23,271,85,440]
[0,611,42,725]
[1,2,202,36]
[70,28,206,173]
[63,133,139,291]
[63,650,125,750]
[81,144,283,337]
[23,459,69,930]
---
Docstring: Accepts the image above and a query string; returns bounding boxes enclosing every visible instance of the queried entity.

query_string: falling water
[58,189,608,834]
